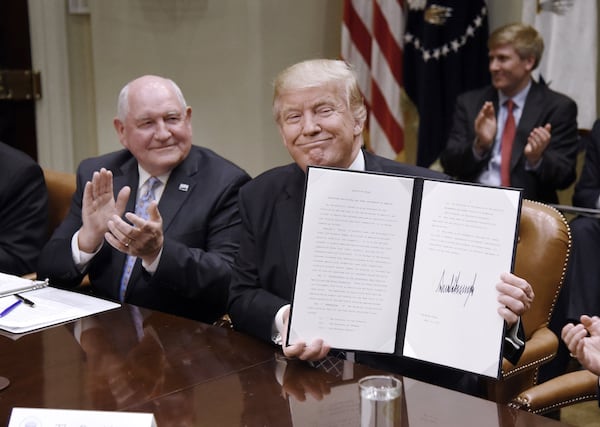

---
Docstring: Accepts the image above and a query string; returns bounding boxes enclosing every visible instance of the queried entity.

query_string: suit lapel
[114,155,197,295]
[157,156,197,232]
[113,158,140,297]
[274,166,306,283]
[364,150,387,172]
[116,158,140,214]
[513,81,543,171]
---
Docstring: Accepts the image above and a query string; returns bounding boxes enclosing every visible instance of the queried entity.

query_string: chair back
[42,168,76,238]
[487,199,571,403]
[514,200,571,339]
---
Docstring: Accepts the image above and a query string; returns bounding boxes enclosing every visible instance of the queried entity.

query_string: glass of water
[358,375,402,427]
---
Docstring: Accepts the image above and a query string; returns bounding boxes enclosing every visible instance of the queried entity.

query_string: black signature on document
[435,270,476,307]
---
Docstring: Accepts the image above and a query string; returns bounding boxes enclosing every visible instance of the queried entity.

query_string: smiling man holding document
[227,59,534,396]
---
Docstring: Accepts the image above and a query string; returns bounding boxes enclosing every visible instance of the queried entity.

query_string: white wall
[74,0,342,177]
[31,0,550,176]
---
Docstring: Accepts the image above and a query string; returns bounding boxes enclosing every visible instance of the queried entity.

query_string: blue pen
[0,300,22,318]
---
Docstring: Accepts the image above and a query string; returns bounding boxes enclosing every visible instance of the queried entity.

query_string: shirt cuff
[271,304,290,345]
[525,157,543,171]
[505,317,525,349]
[71,230,100,270]
[141,247,163,273]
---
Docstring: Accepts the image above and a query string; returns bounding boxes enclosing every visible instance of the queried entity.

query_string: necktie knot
[136,177,161,219]
[504,99,514,112]
[142,177,160,202]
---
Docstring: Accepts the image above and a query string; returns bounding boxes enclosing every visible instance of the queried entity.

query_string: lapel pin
[178,183,190,192]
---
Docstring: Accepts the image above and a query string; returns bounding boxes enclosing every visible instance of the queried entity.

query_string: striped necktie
[119,177,161,302]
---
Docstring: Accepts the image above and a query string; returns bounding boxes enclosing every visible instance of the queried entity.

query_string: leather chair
[485,199,571,403]
[42,168,76,239]
[510,368,598,414]
[22,168,76,281]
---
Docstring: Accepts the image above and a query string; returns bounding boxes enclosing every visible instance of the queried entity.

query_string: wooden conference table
[0,303,569,426]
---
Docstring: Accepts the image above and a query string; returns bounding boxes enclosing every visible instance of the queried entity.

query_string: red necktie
[500,100,515,186]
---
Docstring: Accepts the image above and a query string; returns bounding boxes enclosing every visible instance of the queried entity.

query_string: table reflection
[134,353,566,427]
[0,304,274,423]
[0,306,568,426]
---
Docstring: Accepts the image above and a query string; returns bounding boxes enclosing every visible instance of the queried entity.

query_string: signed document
[402,180,521,377]
[287,167,521,378]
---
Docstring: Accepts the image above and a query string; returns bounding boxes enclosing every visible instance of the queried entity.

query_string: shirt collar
[348,149,366,171]
[137,165,170,190]
[499,80,531,110]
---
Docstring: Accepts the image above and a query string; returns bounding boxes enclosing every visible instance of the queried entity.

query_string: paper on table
[288,167,414,353]
[403,180,520,377]
[0,287,120,334]
[0,272,47,297]
[9,407,156,427]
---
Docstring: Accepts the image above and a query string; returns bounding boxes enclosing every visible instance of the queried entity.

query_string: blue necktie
[119,177,161,302]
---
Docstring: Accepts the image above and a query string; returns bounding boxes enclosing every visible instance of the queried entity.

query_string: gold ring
[124,238,131,247]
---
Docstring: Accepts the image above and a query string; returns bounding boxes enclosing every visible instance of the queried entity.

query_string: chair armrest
[502,327,558,379]
[510,370,599,414]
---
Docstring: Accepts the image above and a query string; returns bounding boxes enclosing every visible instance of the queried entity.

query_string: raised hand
[79,168,130,253]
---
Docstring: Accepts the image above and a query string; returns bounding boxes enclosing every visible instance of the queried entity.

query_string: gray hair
[116,76,188,121]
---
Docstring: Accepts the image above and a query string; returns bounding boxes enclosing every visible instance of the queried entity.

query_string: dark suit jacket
[440,80,579,204]
[37,146,250,324]
[557,120,600,322]
[228,150,525,395]
[228,151,445,342]
[573,119,600,208]
[0,142,48,276]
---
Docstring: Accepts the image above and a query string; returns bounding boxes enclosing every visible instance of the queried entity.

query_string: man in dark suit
[440,23,578,204]
[541,119,600,382]
[227,59,534,393]
[37,75,250,324]
[562,120,600,323]
[0,142,48,275]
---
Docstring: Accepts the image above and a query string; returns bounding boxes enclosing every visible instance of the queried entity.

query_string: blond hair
[489,23,544,69]
[272,59,367,125]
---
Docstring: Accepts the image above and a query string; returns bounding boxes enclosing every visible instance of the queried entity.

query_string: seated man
[561,119,600,324]
[542,119,600,382]
[37,75,250,324]
[562,315,600,405]
[0,142,48,276]
[227,59,534,394]
[440,23,578,204]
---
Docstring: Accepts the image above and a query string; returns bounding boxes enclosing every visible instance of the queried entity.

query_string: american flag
[341,0,407,161]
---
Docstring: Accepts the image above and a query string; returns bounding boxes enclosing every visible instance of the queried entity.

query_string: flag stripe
[341,0,405,159]
[343,0,372,67]
[372,1,402,84]
[371,81,403,153]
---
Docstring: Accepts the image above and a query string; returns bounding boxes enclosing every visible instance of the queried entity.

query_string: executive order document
[286,166,522,378]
